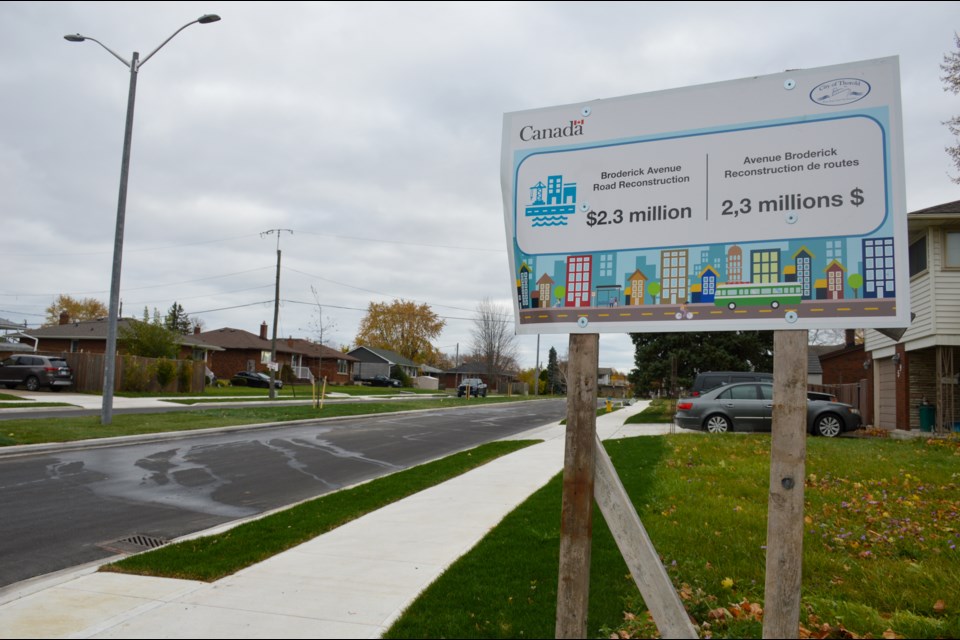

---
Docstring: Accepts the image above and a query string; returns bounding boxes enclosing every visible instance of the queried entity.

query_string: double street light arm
[63,14,220,425]
[64,14,220,70]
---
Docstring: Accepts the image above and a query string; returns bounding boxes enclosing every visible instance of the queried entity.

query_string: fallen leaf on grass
[933,599,946,613]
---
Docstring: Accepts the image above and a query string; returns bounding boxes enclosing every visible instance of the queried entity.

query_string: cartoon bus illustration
[714,282,803,310]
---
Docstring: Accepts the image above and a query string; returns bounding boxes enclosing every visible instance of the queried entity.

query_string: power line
[297,230,504,253]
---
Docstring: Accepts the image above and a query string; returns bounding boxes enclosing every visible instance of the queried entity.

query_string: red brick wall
[820,346,869,386]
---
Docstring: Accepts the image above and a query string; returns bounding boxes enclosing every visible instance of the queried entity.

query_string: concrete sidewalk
[0,401,682,639]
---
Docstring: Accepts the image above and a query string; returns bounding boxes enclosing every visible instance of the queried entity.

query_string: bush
[154,358,177,391]
[177,361,193,392]
[390,365,411,387]
[121,356,150,392]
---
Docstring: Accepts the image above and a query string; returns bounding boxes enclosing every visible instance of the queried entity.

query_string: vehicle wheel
[727,302,736,310]
[704,414,731,433]
[771,300,780,309]
[25,376,40,392]
[814,413,842,437]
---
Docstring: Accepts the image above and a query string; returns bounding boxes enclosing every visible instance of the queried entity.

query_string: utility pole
[262,228,293,399]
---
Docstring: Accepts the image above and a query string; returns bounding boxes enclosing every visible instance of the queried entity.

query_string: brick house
[9,314,221,362]
[863,200,960,432]
[198,323,358,385]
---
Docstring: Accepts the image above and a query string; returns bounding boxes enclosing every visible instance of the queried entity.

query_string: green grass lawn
[104,440,539,582]
[0,395,540,447]
[624,397,676,424]
[385,433,960,639]
[112,383,444,400]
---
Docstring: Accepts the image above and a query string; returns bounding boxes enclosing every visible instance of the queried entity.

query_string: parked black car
[365,375,401,387]
[231,371,283,389]
[674,382,861,437]
[0,354,73,391]
[457,378,488,397]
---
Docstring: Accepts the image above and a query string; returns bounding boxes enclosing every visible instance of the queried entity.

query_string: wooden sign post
[762,330,808,638]
[556,333,598,638]
[555,333,697,638]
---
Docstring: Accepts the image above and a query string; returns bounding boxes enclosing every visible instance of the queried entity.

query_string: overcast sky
[1,1,958,374]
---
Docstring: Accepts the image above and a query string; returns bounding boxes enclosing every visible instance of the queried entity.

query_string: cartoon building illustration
[518,262,532,308]
[565,255,592,307]
[594,252,620,306]
[751,248,782,283]
[536,273,554,309]
[793,246,815,299]
[659,249,688,304]
[862,237,896,298]
[698,265,720,303]
[726,246,743,282]
[825,260,845,299]
[627,269,648,306]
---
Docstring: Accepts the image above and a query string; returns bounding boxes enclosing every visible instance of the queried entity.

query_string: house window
[946,230,960,269]
[338,359,348,375]
[70,340,80,353]
[908,236,927,276]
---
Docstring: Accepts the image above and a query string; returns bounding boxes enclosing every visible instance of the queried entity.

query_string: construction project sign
[501,57,908,334]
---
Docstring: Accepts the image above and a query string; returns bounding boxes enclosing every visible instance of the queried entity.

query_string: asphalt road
[0,399,566,589]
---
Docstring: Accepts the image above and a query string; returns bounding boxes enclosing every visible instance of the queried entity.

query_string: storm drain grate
[100,534,170,554]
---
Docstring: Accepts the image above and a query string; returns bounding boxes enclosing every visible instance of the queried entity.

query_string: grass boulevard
[3,395,958,637]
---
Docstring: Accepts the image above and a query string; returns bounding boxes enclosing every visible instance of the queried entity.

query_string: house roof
[281,338,358,361]
[909,200,960,216]
[1,317,24,331]
[24,318,224,351]
[444,362,512,376]
[348,346,418,368]
[23,317,132,339]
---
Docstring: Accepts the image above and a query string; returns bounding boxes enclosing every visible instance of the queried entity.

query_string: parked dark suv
[0,354,74,391]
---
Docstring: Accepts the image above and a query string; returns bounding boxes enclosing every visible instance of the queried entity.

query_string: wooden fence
[61,353,206,394]
[808,380,872,426]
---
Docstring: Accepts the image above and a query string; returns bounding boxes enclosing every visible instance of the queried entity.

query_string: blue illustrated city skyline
[514,234,896,313]
[525,174,577,227]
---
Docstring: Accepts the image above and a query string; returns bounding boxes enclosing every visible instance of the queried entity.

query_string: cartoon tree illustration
[647,281,661,305]
[553,285,566,307]
[848,273,863,299]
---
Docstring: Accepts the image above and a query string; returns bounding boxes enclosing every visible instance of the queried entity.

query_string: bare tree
[470,298,519,381]
[310,285,338,346]
[942,32,960,183]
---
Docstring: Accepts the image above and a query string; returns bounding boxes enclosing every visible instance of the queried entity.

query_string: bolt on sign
[500,57,908,335]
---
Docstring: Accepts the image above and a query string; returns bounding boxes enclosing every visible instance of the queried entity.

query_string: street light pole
[65,15,220,425]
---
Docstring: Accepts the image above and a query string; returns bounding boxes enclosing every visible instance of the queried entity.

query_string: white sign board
[501,57,908,335]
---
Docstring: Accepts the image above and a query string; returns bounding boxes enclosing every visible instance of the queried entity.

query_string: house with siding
[347,346,420,381]
[864,200,960,432]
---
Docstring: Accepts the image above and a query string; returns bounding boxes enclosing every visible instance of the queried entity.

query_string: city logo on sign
[809,78,871,106]
[525,175,578,227]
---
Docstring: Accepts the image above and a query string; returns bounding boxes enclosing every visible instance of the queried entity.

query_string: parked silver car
[0,354,74,391]
[674,382,861,437]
